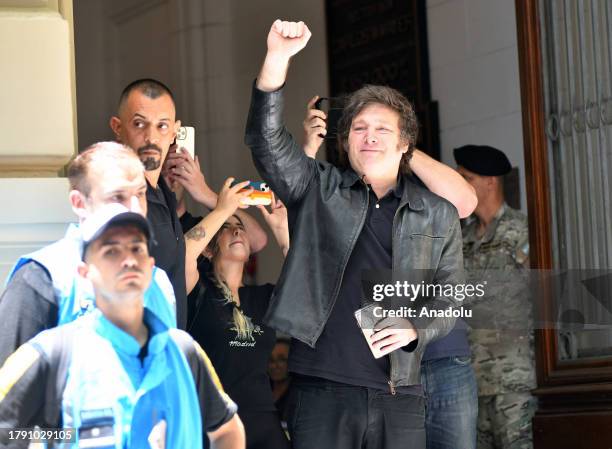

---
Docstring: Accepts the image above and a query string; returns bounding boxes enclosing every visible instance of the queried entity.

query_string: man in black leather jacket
[244,20,465,449]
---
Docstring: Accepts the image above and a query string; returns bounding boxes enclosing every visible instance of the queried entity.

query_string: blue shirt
[7,223,177,329]
[63,309,203,448]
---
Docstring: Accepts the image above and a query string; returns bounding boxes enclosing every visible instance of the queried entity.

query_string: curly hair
[336,85,419,175]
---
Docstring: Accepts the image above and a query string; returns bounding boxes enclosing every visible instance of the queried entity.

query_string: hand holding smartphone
[230,180,272,206]
[314,97,344,140]
[355,305,417,358]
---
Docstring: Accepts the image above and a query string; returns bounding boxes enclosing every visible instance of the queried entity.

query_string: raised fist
[266,19,311,58]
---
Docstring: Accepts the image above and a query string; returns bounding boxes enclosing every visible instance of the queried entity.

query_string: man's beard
[137,144,162,171]
[142,157,161,171]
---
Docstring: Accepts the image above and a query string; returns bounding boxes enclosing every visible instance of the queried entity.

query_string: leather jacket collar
[340,168,425,212]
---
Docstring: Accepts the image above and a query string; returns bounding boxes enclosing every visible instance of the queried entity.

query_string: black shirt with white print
[188,277,277,412]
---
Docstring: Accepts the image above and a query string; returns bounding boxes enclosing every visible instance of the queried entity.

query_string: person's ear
[493,175,504,191]
[77,261,89,279]
[69,190,88,221]
[109,116,122,141]
[484,176,497,190]
[399,136,410,154]
[172,119,181,142]
[203,247,214,260]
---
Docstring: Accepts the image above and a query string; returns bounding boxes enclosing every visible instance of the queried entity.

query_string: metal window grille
[540,0,612,359]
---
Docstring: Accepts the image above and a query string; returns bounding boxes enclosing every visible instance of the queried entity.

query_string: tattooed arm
[165,147,268,253]
[185,178,252,293]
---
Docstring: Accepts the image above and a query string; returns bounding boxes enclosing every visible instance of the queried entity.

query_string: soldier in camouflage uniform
[455,145,537,449]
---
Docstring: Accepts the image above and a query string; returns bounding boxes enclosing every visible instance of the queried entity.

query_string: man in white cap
[0,204,245,449]
[0,143,177,366]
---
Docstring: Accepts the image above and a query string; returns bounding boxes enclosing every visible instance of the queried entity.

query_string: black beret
[453,145,512,176]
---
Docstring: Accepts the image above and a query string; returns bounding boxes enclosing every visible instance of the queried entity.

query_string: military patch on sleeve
[515,238,530,266]
[0,344,40,402]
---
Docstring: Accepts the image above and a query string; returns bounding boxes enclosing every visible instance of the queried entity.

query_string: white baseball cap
[80,203,152,259]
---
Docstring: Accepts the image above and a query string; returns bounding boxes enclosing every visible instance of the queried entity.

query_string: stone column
[0,0,76,284]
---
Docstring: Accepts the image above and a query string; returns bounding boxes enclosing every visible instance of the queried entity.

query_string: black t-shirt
[188,280,277,412]
[289,180,421,395]
[0,318,237,441]
[179,210,203,234]
[147,177,187,329]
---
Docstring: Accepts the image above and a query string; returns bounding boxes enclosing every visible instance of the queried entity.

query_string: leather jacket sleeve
[409,215,465,352]
[244,83,318,206]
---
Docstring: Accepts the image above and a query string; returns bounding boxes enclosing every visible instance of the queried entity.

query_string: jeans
[287,375,426,449]
[420,356,478,449]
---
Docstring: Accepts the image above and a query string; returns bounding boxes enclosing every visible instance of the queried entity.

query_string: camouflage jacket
[463,203,536,396]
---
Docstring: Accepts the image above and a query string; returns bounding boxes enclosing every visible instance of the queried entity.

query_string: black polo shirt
[289,177,421,395]
[147,176,187,329]
[179,210,202,234]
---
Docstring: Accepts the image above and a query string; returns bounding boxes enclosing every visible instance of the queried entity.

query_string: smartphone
[231,180,272,206]
[354,304,386,359]
[314,97,344,140]
[175,126,195,159]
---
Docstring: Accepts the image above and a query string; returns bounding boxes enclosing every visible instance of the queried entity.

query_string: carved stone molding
[0,5,75,175]
[0,0,50,7]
